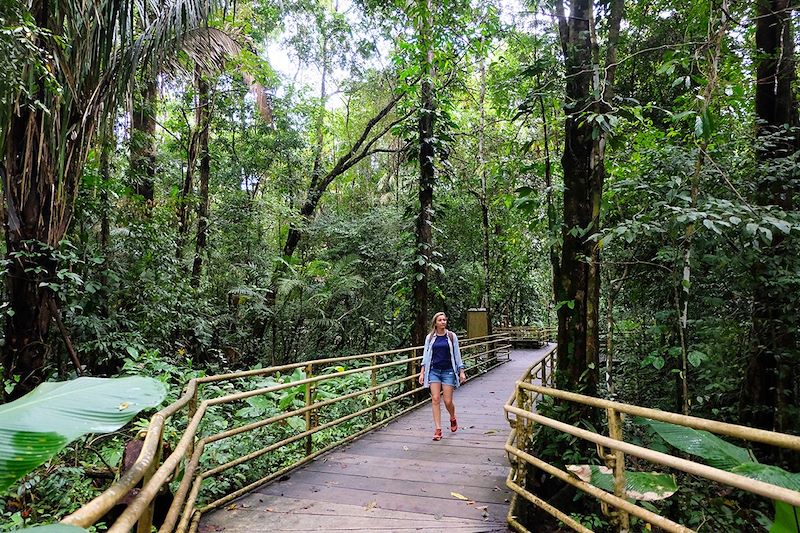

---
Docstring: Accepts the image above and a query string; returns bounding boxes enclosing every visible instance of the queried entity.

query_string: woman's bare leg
[430,382,442,429]
[443,384,456,420]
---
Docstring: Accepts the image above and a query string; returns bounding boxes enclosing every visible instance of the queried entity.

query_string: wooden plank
[371,428,509,442]
[200,494,504,532]
[355,434,507,450]
[334,442,506,464]
[226,493,484,523]
[271,469,513,505]
[256,481,509,523]
[303,455,508,487]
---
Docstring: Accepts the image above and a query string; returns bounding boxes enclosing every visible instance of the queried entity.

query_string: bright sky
[264,0,532,107]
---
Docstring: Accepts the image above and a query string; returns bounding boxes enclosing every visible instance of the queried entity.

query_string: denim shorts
[429,367,457,387]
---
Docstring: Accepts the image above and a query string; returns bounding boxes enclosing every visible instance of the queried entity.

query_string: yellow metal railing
[62,333,512,533]
[504,345,800,532]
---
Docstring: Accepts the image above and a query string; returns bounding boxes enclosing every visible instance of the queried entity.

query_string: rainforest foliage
[1,0,799,530]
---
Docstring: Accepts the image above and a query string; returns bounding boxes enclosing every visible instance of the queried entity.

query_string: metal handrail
[62,333,513,532]
[504,346,800,532]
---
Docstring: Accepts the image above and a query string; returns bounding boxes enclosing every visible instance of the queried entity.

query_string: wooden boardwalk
[200,347,552,532]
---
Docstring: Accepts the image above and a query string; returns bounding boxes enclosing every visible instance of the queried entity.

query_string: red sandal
[450,418,458,432]
[432,428,443,441]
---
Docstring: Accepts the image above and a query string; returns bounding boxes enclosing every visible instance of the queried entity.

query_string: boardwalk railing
[504,345,800,532]
[62,332,511,533]
[496,326,556,346]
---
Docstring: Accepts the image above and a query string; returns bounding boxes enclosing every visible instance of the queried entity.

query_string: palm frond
[241,72,275,125]
[276,277,305,297]
[90,0,226,120]
[163,26,243,76]
[227,285,265,299]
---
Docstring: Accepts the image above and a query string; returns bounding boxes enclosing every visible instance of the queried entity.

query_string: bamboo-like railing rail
[61,333,512,533]
[504,345,800,532]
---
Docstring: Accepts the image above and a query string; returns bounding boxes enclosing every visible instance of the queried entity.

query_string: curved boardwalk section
[200,347,551,532]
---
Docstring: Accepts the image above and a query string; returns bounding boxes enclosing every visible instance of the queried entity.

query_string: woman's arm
[452,333,467,383]
[419,335,431,385]
[452,333,465,370]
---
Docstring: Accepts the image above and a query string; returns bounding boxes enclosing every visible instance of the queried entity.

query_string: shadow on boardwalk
[200,346,552,532]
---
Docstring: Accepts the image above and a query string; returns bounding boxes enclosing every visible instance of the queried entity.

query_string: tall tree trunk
[191,74,211,288]
[2,0,95,398]
[552,0,622,397]
[131,74,158,203]
[555,0,624,395]
[554,0,598,395]
[538,92,559,308]
[477,47,492,330]
[743,0,798,432]
[411,0,435,347]
[176,65,203,260]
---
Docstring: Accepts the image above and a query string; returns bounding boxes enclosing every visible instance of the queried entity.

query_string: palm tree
[0,0,224,398]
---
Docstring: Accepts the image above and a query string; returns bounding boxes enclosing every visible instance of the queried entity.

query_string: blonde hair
[429,312,447,337]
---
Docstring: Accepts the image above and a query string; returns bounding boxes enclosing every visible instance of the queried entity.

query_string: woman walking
[418,312,467,441]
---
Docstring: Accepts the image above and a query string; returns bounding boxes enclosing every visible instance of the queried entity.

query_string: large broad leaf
[567,464,678,501]
[729,463,800,533]
[19,526,88,532]
[772,502,800,533]
[769,500,800,533]
[730,463,800,491]
[0,377,166,492]
[641,420,800,532]
[640,418,752,470]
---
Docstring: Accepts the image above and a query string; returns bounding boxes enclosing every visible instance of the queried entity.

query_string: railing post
[370,353,378,423]
[519,377,535,483]
[541,359,547,387]
[305,363,314,457]
[407,348,417,394]
[187,385,198,458]
[606,407,630,532]
[136,431,163,533]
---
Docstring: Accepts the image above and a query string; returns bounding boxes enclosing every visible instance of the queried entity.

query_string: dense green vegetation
[1,0,799,530]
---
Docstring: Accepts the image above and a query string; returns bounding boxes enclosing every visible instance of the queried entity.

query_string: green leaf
[702,219,721,234]
[18,526,88,532]
[566,465,677,501]
[0,377,166,492]
[730,463,800,491]
[286,416,305,433]
[727,464,800,533]
[694,115,704,137]
[767,217,792,235]
[640,419,752,470]
[687,350,706,367]
[772,502,800,533]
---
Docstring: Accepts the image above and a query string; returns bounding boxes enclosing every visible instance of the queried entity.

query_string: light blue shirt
[420,330,465,388]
